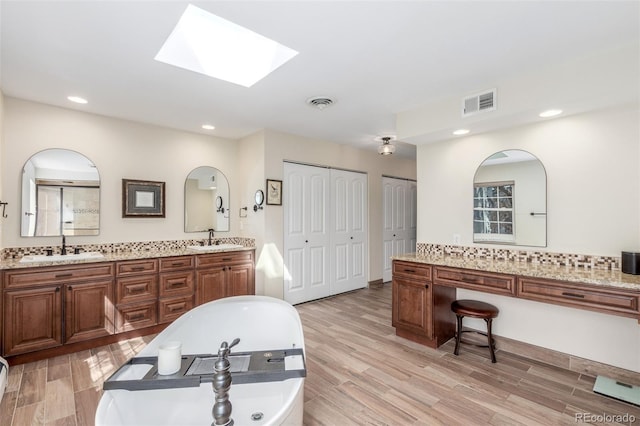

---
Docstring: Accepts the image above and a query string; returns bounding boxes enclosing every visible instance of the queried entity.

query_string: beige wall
[262,129,417,298]
[415,106,640,371]
[1,97,240,248]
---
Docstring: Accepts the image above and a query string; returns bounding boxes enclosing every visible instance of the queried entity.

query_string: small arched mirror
[184,166,230,232]
[473,150,547,247]
[21,149,100,237]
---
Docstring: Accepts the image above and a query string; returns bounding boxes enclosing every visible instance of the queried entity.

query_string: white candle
[157,341,182,375]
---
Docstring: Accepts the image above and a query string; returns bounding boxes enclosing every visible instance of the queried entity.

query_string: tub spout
[212,338,240,426]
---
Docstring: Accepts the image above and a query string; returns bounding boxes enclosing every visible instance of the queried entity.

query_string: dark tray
[103,348,306,391]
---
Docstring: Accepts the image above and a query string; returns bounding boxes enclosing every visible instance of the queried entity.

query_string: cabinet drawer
[393,261,431,280]
[159,256,195,272]
[4,263,114,289]
[159,295,194,324]
[115,301,157,332]
[196,251,253,268]
[116,275,158,305]
[434,266,516,296]
[116,259,158,276]
[518,277,639,317]
[159,271,194,298]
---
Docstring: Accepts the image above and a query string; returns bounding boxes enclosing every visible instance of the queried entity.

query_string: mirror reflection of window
[473,150,546,247]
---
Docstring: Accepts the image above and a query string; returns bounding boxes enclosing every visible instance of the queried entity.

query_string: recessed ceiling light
[67,96,88,104]
[453,129,470,136]
[539,109,562,118]
[155,5,298,87]
[202,124,215,130]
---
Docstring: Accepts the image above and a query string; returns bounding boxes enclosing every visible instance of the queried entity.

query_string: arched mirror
[184,166,230,232]
[21,148,100,236]
[473,150,546,247]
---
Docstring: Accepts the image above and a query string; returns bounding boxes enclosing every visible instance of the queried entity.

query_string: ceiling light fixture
[376,136,396,156]
[67,96,88,104]
[453,129,470,136]
[202,124,215,130]
[155,4,298,87]
[539,109,563,118]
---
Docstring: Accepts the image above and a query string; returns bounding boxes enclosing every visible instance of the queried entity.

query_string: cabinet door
[64,279,114,344]
[196,267,226,305]
[227,263,255,296]
[3,286,63,356]
[392,276,432,338]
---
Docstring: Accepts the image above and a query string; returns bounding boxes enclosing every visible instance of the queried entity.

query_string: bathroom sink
[19,251,105,263]
[187,244,243,252]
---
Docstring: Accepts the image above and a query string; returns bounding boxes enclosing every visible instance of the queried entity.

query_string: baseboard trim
[492,334,640,385]
[368,279,384,288]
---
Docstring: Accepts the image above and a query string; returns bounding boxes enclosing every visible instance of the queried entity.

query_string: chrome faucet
[61,235,67,255]
[208,228,215,246]
[212,338,239,426]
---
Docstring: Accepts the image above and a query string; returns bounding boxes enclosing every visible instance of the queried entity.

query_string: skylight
[155,4,298,87]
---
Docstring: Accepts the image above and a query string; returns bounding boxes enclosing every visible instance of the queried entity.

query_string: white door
[382,177,417,282]
[283,163,331,304]
[330,169,368,295]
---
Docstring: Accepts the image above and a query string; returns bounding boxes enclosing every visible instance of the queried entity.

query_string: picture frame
[122,179,166,218]
[266,179,282,205]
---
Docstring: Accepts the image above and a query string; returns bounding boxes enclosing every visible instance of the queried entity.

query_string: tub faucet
[212,338,239,426]
[208,228,215,246]
[61,235,67,255]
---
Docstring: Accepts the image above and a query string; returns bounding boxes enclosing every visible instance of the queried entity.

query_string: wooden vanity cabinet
[115,259,158,333]
[434,266,516,296]
[158,256,195,324]
[195,251,255,305]
[3,263,115,356]
[392,260,456,348]
[517,277,640,319]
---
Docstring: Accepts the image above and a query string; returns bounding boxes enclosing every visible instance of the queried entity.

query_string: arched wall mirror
[184,166,230,233]
[473,149,547,247]
[21,148,100,237]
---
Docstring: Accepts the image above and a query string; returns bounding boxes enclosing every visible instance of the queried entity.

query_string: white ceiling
[1,1,638,159]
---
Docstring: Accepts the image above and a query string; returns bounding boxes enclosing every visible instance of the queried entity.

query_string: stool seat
[451,299,499,319]
[451,299,499,363]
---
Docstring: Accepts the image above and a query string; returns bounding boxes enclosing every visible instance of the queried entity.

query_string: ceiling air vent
[462,88,496,117]
[306,97,334,110]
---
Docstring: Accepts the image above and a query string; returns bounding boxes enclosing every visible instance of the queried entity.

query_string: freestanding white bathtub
[96,296,305,426]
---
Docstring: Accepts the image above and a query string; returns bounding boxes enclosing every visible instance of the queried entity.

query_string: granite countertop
[393,253,640,291]
[0,246,255,270]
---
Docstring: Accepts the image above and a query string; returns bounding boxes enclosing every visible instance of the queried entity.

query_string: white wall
[1,97,240,248]
[0,92,4,249]
[263,129,417,298]
[417,106,640,371]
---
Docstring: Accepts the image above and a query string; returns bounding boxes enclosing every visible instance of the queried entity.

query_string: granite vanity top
[0,246,255,270]
[393,253,640,291]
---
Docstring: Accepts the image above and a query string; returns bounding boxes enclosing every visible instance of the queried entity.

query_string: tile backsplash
[1,237,255,260]
[416,243,620,270]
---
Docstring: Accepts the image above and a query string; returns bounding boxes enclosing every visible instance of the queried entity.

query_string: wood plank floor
[1,283,639,425]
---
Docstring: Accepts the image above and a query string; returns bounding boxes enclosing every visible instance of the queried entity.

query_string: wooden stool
[451,299,499,363]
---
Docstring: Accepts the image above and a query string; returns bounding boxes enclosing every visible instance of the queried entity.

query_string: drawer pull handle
[55,273,73,278]
[128,287,146,294]
[425,284,429,289]
[403,269,416,273]
[562,292,585,299]
[128,313,145,321]
[171,262,184,267]
[169,282,183,288]
[131,267,145,272]
[168,303,185,312]
[222,258,232,262]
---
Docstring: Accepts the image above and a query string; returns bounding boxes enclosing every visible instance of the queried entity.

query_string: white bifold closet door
[382,177,417,283]
[284,163,368,305]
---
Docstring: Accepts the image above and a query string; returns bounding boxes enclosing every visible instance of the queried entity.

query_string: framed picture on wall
[266,179,282,205]
[122,179,165,218]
